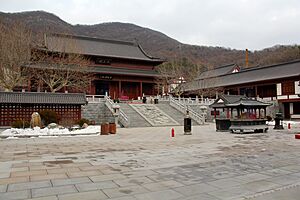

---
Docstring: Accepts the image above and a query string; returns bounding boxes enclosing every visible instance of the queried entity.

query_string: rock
[48,123,58,129]
[30,112,42,128]
[58,125,64,129]
[82,123,89,128]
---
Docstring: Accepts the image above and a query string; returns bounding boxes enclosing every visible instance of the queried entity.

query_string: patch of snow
[0,125,101,138]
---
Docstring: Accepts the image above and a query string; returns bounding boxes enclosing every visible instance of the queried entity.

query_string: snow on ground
[0,125,100,138]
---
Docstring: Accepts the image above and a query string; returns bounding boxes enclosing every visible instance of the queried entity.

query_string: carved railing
[169,95,205,125]
[104,96,115,113]
[118,109,130,128]
[104,96,129,128]
[158,95,214,106]
[86,95,105,103]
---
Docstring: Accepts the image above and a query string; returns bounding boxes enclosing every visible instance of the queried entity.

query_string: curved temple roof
[43,33,163,62]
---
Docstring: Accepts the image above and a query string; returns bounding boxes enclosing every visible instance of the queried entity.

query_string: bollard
[171,128,175,137]
[295,134,300,139]
[288,123,291,130]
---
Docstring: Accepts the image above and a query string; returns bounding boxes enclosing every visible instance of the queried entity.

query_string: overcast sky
[1,0,300,50]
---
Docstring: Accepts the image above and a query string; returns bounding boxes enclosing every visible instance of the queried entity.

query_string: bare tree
[29,36,92,93]
[156,57,203,96]
[0,21,32,91]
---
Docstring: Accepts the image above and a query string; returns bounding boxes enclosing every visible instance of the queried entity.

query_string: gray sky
[1,0,300,50]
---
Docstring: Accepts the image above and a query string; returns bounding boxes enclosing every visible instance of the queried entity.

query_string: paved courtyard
[0,123,300,200]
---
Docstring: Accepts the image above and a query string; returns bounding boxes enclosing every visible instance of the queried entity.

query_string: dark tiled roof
[44,33,163,62]
[88,66,160,77]
[0,92,86,105]
[211,94,270,108]
[211,94,245,108]
[196,64,238,80]
[26,64,160,77]
[226,98,271,107]
[184,60,300,91]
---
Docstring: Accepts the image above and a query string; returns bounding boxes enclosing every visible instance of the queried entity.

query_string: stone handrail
[158,95,214,106]
[104,96,115,113]
[118,109,130,128]
[104,96,129,128]
[169,95,205,125]
[86,95,105,102]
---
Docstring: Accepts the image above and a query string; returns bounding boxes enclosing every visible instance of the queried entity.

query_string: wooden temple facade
[25,33,164,100]
[183,60,300,119]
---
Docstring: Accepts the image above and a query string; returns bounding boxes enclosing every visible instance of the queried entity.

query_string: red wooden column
[140,82,143,97]
[118,81,122,97]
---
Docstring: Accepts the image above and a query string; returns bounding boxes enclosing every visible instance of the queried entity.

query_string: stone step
[155,103,200,125]
[119,103,151,127]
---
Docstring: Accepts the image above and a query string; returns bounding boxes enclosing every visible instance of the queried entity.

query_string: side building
[24,33,164,100]
[183,60,300,119]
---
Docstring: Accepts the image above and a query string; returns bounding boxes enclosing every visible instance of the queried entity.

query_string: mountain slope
[0,11,299,67]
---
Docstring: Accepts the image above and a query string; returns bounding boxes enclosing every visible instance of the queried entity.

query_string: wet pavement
[0,123,299,200]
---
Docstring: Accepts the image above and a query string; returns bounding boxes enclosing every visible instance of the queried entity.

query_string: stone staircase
[81,100,114,124]
[118,103,151,127]
[155,102,200,125]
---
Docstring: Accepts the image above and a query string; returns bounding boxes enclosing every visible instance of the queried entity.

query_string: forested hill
[1,11,299,67]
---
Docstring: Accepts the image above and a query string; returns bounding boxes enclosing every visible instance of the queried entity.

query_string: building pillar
[226,108,230,118]
[118,81,122,97]
[140,82,143,98]
[290,103,294,115]
[214,108,217,119]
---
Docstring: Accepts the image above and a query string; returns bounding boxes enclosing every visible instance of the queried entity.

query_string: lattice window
[282,81,295,95]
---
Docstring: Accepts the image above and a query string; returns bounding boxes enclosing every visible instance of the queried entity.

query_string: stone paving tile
[249,185,300,200]
[10,167,29,172]
[8,180,51,192]
[102,185,149,198]
[75,180,118,192]
[0,189,31,200]
[122,170,157,178]
[109,196,138,200]
[51,177,91,186]
[79,165,109,171]
[47,167,80,174]
[0,184,7,192]
[89,174,127,182]
[0,176,29,185]
[234,173,272,183]
[279,165,300,173]
[134,189,184,200]
[58,190,108,200]
[0,172,10,178]
[30,173,68,181]
[25,196,58,200]
[265,174,300,186]
[67,170,102,178]
[114,176,153,187]
[207,178,242,189]
[260,168,293,177]
[11,170,47,178]
[242,180,282,192]
[60,162,92,168]
[174,183,217,196]
[12,162,43,168]
[142,180,184,192]
[207,185,254,200]
[31,185,78,198]
[29,165,61,171]
[180,193,221,200]
[28,196,59,200]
